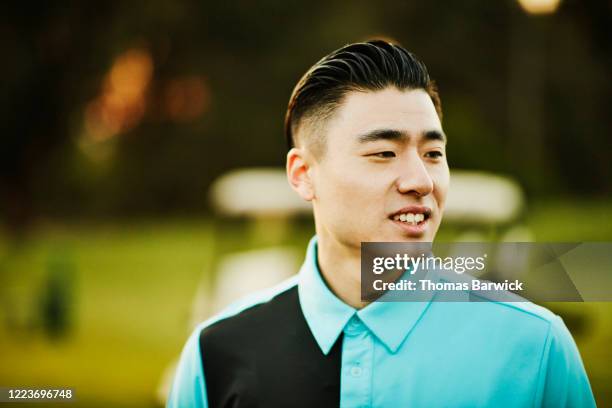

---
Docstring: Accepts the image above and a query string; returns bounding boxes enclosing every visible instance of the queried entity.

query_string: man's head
[286,40,450,248]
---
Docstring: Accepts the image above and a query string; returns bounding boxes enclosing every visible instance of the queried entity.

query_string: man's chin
[369,232,434,243]
[385,217,438,242]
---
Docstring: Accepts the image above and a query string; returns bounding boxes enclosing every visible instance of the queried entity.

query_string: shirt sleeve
[537,315,596,408]
[167,326,208,408]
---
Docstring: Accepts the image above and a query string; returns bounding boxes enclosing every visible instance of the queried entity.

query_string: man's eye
[372,151,396,158]
[425,151,444,159]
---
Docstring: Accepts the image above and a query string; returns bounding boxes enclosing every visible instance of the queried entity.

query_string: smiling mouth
[390,209,432,226]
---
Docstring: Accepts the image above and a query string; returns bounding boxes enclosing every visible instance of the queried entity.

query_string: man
[168,40,595,407]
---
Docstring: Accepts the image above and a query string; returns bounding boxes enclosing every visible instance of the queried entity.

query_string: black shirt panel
[199,286,343,408]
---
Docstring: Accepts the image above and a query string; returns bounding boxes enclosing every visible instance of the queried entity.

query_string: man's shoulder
[195,274,301,342]
[471,287,563,332]
[193,272,334,398]
[437,269,560,325]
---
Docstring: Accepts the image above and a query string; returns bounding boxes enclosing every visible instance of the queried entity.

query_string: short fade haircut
[284,39,442,154]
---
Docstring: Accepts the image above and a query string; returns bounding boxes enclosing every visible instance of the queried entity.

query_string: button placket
[340,317,374,408]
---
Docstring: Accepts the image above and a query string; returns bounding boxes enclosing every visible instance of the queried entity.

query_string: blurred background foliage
[1,0,610,231]
[0,0,610,407]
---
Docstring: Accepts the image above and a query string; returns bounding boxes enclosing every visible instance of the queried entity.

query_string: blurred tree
[1,0,610,233]
[1,1,118,235]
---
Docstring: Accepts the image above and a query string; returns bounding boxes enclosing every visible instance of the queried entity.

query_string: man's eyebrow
[357,128,446,144]
[357,129,406,143]
[424,130,446,144]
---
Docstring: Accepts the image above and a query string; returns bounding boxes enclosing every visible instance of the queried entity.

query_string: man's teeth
[394,213,425,224]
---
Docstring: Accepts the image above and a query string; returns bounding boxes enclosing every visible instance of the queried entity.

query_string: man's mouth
[390,206,432,226]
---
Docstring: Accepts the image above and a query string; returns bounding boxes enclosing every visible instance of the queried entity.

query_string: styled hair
[284,39,442,152]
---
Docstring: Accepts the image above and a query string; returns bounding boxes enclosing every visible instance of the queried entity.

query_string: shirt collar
[298,236,435,355]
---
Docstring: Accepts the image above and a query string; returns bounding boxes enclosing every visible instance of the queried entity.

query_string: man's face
[308,87,449,248]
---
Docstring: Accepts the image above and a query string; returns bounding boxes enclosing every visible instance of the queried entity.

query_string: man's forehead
[328,87,443,143]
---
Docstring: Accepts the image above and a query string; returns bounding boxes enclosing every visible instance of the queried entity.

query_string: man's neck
[316,236,369,310]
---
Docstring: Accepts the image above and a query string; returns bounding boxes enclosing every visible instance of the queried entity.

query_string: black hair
[284,39,442,151]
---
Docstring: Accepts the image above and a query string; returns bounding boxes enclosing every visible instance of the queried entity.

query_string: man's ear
[286,147,315,201]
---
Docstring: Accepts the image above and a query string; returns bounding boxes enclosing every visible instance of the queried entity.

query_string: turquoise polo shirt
[168,236,596,407]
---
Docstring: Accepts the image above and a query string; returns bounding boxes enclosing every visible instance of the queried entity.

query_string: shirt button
[350,366,362,377]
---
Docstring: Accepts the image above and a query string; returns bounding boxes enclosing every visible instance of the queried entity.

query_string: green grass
[526,198,612,241]
[0,199,610,406]
[0,220,219,407]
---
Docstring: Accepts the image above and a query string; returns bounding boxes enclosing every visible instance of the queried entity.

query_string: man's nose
[396,153,434,197]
